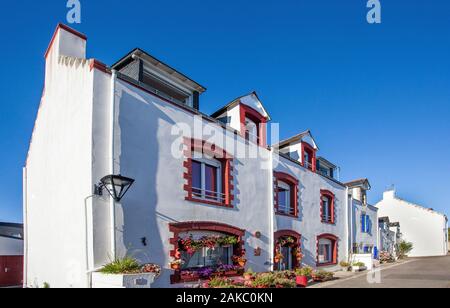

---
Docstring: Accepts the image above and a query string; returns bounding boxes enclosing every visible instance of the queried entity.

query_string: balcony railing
[322,215,333,223]
[277,205,296,216]
[192,187,226,203]
[303,161,314,171]
[245,131,260,145]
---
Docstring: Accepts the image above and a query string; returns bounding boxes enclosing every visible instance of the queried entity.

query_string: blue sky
[0,0,449,223]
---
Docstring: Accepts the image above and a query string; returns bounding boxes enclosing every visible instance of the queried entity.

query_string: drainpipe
[268,148,275,271]
[348,191,353,261]
[22,167,28,288]
[110,70,117,261]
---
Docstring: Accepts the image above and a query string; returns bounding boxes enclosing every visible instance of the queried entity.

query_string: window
[182,246,233,269]
[183,138,234,208]
[192,157,223,203]
[361,214,371,234]
[320,190,335,224]
[301,142,316,172]
[363,246,373,254]
[316,234,338,266]
[239,104,267,147]
[244,117,258,144]
[318,239,332,264]
[274,172,299,217]
[277,181,291,215]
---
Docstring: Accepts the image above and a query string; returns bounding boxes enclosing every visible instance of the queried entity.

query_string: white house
[346,179,378,257]
[376,189,448,257]
[23,24,350,288]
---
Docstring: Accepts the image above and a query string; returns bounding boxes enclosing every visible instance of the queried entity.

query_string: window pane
[205,164,218,200]
[192,161,202,197]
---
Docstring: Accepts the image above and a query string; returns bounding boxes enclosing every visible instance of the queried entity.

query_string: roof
[274,130,319,150]
[0,222,23,228]
[378,216,390,223]
[111,48,206,93]
[211,91,271,120]
[345,178,372,190]
[317,157,337,169]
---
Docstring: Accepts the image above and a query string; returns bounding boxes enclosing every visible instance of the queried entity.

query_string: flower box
[91,272,156,289]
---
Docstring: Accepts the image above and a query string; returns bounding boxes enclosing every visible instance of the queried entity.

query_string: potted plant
[232,255,247,267]
[243,268,255,281]
[339,261,351,272]
[295,266,312,288]
[351,262,367,272]
[312,270,335,282]
[274,252,284,264]
[92,257,161,288]
[169,259,184,270]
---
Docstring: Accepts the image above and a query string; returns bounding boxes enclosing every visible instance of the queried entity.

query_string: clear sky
[0,0,449,223]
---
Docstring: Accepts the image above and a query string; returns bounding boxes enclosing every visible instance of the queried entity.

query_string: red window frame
[169,222,245,284]
[239,104,268,147]
[316,234,338,267]
[301,142,317,172]
[183,138,234,208]
[320,190,335,224]
[274,172,299,218]
[274,230,302,270]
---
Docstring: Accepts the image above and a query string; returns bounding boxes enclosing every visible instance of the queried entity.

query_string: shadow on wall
[301,235,316,268]
[117,91,178,287]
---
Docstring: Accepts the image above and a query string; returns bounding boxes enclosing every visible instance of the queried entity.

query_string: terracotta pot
[274,258,280,263]
[238,261,246,267]
[296,275,308,288]
[170,263,181,270]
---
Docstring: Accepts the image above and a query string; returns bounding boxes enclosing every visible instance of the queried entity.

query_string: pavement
[312,255,450,288]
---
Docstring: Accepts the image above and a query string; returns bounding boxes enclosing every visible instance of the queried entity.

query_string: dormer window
[244,117,258,144]
[239,104,267,147]
[301,142,317,172]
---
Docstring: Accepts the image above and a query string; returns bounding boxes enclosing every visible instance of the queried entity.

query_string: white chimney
[383,189,396,200]
[45,24,87,60]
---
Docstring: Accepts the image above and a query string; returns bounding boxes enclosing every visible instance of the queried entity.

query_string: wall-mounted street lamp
[95,174,135,202]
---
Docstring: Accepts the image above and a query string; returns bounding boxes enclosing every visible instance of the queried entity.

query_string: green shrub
[398,241,413,259]
[99,257,141,274]
[274,278,296,288]
[339,261,350,268]
[295,266,313,278]
[352,262,365,267]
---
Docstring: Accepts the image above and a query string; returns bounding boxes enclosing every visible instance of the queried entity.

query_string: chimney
[45,24,87,60]
[383,189,396,200]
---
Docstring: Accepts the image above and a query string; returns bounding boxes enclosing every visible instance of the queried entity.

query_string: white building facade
[346,179,378,257]
[24,25,350,288]
[376,190,448,257]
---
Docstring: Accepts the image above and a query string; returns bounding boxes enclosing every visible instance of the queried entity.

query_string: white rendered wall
[351,200,378,254]
[97,79,274,287]
[376,191,448,257]
[0,237,24,256]
[273,156,348,271]
[25,28,94,288]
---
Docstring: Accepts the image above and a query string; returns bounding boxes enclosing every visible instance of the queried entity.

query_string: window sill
[321,220,335,225]
[276,212,298,219]
[186,196,232,208]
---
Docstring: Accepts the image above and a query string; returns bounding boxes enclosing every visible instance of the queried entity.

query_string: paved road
[325,255,450,288]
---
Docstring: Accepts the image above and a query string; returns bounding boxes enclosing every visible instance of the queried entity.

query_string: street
[323,255,450,288]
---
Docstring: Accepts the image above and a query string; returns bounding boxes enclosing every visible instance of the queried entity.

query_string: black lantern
[96,175,135,202]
